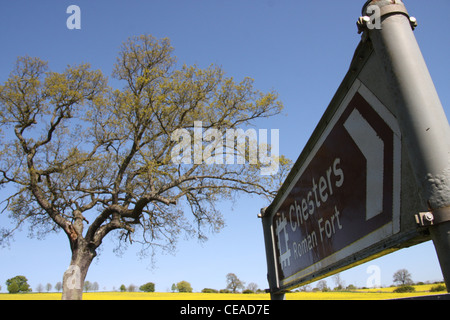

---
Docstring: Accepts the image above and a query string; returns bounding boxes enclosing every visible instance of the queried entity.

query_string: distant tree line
[3,272,263,294]
[293,269,446,293]
[2,276,102,294]
[11,270,440,295]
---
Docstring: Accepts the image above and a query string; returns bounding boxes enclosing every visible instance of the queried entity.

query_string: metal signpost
[260,0,450,300]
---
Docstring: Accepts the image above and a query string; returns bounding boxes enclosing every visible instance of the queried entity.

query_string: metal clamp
[416,207,450,227]
[377,4,410,19]
[357,2,418,34]
[415,212,435,227]
[357,15,417,34]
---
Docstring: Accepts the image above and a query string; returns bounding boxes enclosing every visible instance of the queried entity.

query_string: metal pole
[260,208,285,300]
[360,0,450,291]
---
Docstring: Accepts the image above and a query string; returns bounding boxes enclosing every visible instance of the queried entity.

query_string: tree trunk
[61,239,96,300]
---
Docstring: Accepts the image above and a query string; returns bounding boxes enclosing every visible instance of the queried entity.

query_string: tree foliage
[225,273,245,293]
[55,282,62,292]
[393,285,415,293]
[139,282,155,292]
[393,269,413,286]
[316,280,329,292]
[7,281,19,294]
[6,275,31,293]
[0,34,290,299]
[246,282,258,293]
[176,281,193,293]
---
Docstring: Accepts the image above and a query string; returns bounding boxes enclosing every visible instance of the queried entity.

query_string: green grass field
[0,284,446,300]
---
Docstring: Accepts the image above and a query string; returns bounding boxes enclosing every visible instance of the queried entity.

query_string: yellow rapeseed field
[0,284,446,300]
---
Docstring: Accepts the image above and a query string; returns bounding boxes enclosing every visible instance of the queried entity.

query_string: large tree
[225,273,245,293]
[393,269,413,286]
[0,35,289,300]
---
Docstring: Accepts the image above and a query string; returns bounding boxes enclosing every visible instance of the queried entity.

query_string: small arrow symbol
[344,108,384,220]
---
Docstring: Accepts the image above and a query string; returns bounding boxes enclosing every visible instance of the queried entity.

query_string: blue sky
[0,0,449,293]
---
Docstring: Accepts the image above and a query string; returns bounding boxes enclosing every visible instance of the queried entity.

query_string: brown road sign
[269,81,402,289]
[262,0,450,298]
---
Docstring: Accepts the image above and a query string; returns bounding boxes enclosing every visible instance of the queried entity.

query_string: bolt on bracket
[258,207,267,218]
[415,212,435,227]
[416,207,450,227]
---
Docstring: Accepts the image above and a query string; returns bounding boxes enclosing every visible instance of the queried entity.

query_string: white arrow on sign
[344,108,384,221]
